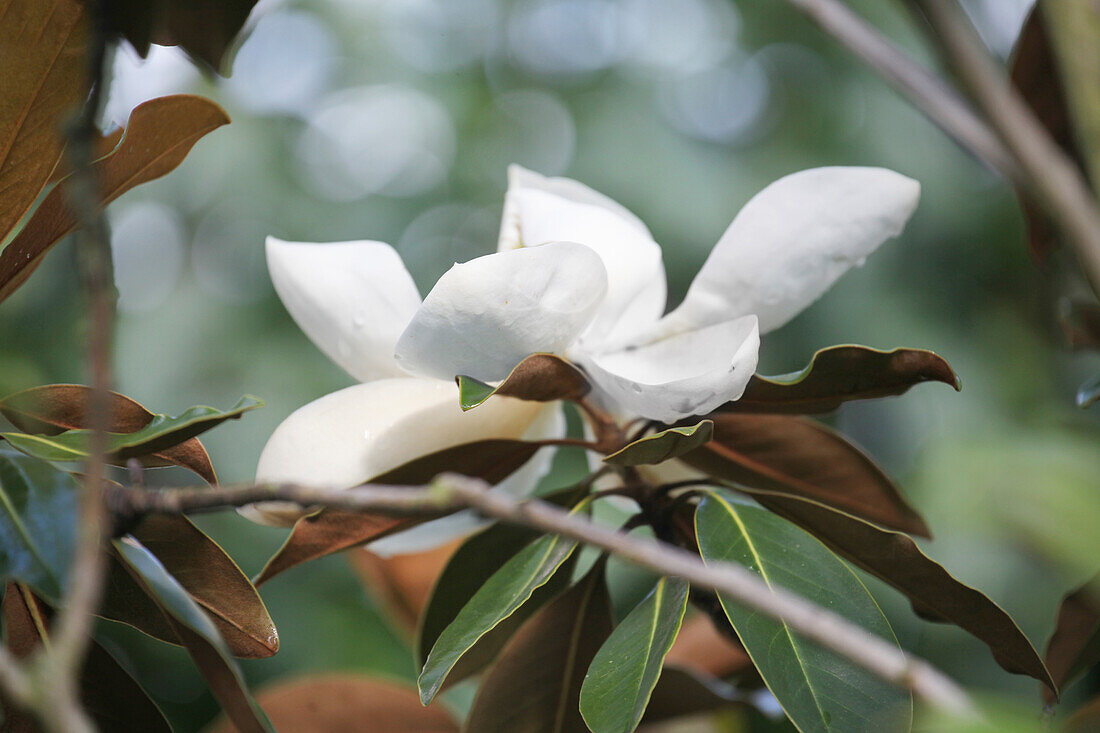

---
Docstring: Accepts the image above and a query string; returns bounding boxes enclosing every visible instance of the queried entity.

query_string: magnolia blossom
[245,165,919,553]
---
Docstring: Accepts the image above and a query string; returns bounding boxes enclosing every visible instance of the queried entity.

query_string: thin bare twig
[915,0,1100,297]
[108,476,976,716]
[782,0,1022,180]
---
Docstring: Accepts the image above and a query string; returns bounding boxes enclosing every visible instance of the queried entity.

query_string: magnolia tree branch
[915,0,1100,297]
[781,0,1021,180]
[108,476,976,716]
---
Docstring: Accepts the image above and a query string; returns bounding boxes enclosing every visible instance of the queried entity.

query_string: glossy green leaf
[721,346,959,415]
[0,447,77,603]
[2,582,172,733]
[464,561,612,733]
[457,353,590,411]
[580,576,689,733]
[604,421,713,467]
[679,413,929,536]
[743,488,1054,690]
[696,493,912,733]
[113,536,273,733]
[418,529,581,704]
[1043,577,1100,702]
[0,395,262,463]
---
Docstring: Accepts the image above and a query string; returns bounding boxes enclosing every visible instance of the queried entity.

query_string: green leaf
[604,421,713,467]
[0,395,262,463]
[2,582,173,733]
[464,561,613,733]
[457,353,590,411]
[418,529,581,704]
[0,384,218,483]
[679,413,930,536]
[1042,0,1100,190]
[743,488,1054,690]
[113,536,273,733]
[580,576,689,733]
[696,494,912,733]
[0,447,77,603]
[1077,372,1100,408]
[722,346,959,415]
[1043,577,1100,702]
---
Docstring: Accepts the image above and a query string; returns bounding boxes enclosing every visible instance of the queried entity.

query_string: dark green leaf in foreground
[0,447,77,603]
[0,384,217,483]
[418,529,581,704]
[721,346,959,415]
[604,421,713,467]
[254,438,541,585]
[739,488,1055,690]
[464,561,612,733]
[2,582,172,732]
[696,494,912,733]
[0,396,262,463]
[113,537,273,733]
[580,576,689,733]
[457,353,590,411]
[680,413,929,537]
[1042,577,1100,702]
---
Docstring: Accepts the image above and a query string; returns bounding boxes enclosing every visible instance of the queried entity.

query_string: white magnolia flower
[245,165,919,554]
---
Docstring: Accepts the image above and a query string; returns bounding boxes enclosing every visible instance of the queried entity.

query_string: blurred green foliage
[3,0,1099,729]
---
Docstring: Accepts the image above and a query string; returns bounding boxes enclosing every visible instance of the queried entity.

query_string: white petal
[498,165,667,346]
[393,242,608,382]
[574,315,760,423]
[669,167,920,334]
[267,237,422,382]
[241,377,546,527]
[368,402,566,556]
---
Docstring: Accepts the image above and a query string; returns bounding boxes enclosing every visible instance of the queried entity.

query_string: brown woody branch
[108,475,976,716]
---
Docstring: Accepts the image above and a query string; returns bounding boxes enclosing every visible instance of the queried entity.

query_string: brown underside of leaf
[665,613,752,679]
[1042,577,1100,703]
[346,540,462,635]
[132,515,279,658]
[464,563,612,733]
[203,674,458,733]
[0,94,229,303]
[493,353,591,403]
[736,490,1053,691]
[0,0,86,246]
[2,583,171,732]
[0,384,216,483]
[254,439,541,586]
[681,414,930,537]
[723,346,959,415]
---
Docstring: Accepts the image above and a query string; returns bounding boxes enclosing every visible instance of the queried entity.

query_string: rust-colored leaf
[737,489,1054,690]
[254,439,541,585]
[1042,577,1100,703]
[721,346,959,415]
[93,0,259,72]
[132,515,278,658]
[665,613,752,679]
[1066,693,1100,732]
[464,563,612,733]
[204,674,459,733]
[0,95,229,303]
[680,413,930,537]
[0,384,216,483]
[2,582,171,732]
[346,539,462,634]
[0,0,86,245]
[458,353,590,410]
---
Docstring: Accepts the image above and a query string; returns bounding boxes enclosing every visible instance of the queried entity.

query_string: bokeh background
[3,0,1099,729]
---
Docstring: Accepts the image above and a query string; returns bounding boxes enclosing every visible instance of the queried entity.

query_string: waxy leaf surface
[696,494,911,733]
[604,421,713,467]
[580,576,689,733]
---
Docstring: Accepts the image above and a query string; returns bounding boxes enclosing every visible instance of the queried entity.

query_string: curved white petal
[574,315,760,423]
[498,165,667,347]
[669,167,920,335]
[267,237,422,382]
[368,402,566,556]
[241,378,546,527]
[394,242,608,382]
